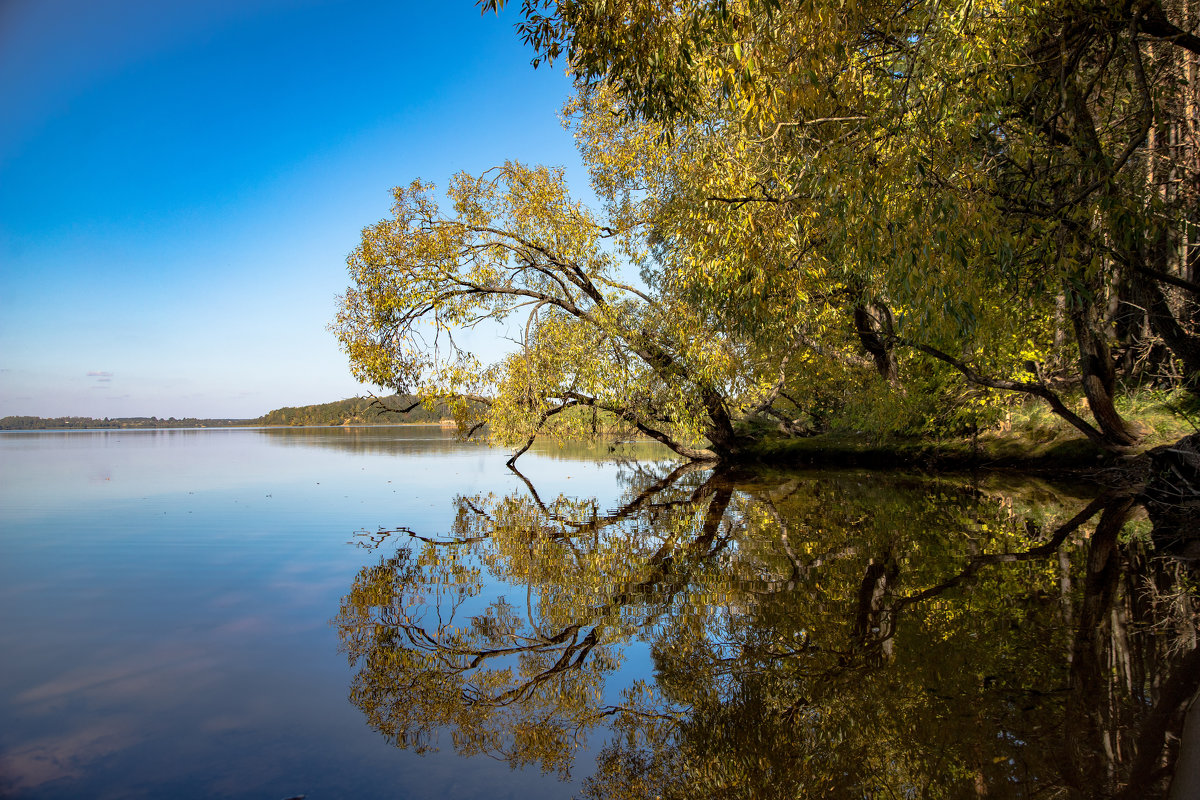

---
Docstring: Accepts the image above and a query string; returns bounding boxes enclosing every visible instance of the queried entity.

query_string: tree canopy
[333,163,818,460]
[473,0,1200,452]
[335,0,1200,460]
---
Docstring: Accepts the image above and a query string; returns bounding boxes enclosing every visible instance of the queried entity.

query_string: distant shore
[0,420,457,432]
[0,395,456,431]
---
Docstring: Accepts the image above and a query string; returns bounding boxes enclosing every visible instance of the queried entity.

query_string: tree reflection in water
[333,462,1200,799]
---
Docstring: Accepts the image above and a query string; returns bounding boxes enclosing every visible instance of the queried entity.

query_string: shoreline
[0,422,456,433]
[4,423,1193,493]
[735,430,1200,497]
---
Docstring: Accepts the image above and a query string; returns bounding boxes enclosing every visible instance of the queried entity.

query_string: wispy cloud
[86,371,113,378]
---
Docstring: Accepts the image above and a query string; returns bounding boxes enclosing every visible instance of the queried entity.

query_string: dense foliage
[334,0,1200,461]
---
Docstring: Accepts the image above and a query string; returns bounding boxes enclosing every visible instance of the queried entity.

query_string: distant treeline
[0,416,249,430]
[256,395,452,426]
[1,395,455,431]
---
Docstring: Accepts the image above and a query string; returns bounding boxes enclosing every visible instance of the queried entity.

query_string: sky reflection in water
[1,427,1197,799]
[0,427,645,799]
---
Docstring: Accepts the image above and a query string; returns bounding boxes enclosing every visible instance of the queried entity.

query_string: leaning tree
[333,162,803,462]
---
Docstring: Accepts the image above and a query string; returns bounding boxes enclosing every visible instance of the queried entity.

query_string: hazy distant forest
[0,396,450,430]
[331,0,1200,463]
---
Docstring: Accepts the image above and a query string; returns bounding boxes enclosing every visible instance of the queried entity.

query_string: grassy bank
[743,390,1198,476]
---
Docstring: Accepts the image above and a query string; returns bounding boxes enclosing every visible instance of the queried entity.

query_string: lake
[1,426,1197,799]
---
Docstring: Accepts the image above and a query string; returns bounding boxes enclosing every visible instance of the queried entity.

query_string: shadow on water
[334,461,1200,799]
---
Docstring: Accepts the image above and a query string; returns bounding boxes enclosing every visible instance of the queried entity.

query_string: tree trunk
[1128,217,1200,394]
[1068,290,1141,447]
[853,302,900,385]
[626,332,743,459]
[1137,275,1200,395]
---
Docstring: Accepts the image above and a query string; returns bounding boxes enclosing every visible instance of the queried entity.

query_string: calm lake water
[1,426,1197,799]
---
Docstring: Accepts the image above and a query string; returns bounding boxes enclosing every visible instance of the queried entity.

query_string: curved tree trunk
[625,332,745,460]
[1060,497,1133,792]
[1069,291,1141,448]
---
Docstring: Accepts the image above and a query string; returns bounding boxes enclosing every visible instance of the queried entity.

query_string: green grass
[743,388,1198,472]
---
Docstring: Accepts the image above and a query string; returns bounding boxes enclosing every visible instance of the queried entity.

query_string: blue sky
[0,0,586,418]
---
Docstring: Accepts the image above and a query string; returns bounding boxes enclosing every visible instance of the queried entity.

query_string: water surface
[1,427,650,799]
[1,427,1196,799]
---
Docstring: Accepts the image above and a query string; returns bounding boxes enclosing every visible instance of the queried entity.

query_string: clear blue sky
[0,0,585,418]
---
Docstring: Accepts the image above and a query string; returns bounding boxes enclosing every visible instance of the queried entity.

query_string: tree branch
[506,400,582,467]
[561,391,719,461]
[1137,1,1200,56]
[901,340,1111,446]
